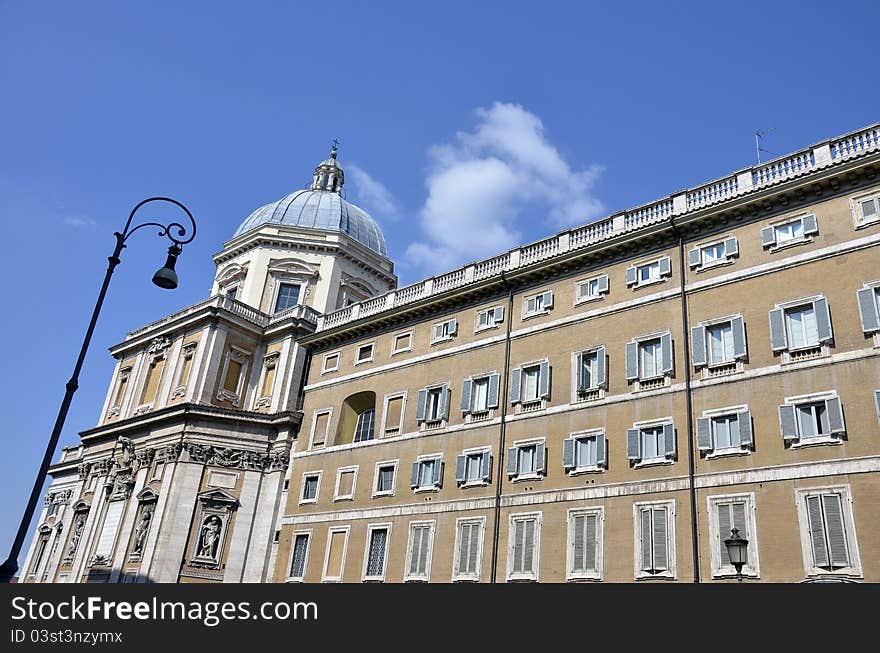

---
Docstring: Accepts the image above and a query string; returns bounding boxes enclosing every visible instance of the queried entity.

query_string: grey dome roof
[233,189,388,257]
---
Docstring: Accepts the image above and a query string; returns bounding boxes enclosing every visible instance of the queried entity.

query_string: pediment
[267,257,319,278]
[136,487,159,503]
[196,488,239,506]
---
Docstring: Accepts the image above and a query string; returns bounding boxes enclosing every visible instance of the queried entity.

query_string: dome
[231,145,388,257]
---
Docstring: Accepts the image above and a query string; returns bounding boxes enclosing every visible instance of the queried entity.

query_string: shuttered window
[569,512,600,577]
[716,501,748,567]
[471,377,489,411]
[579,351,598,390]
[522,365,541,402]
[355,344,374,364]
[411,457,443,490]
[289,534,309,579]
[364,528,389,580]
[311,411,330,447]
[640,338,662,378]
[638,506,669,574]
[323,529,347,581]
[523,290,553,316]
[383,396,403,435]
[786,305,819,349]
[406,523,434,582]
[454,520,483,581]
[805,493,850,570]
[857,287,880,334]
[432,318,458,342]
[509,516,540,581]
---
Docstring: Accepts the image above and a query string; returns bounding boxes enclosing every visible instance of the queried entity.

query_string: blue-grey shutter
[807,495,829,568]
[660,332,673,374]
[493,306,505,323]
[596,433,607,468]
[825,397,844,433]
[813,297,832,343]
[506,448,518,477]
[596,346,607,388]
[688,247,701,268]
[626,428,641,460]
[724,236,739,258]
[416,389,428,422]
[562,438,575,469]
[823,494,850,568]
[802,214,819,235]
[576,352,587,392]
[448,318,458,336]
[653,508,668,570]
[738,410,753,447]
[538,360,550,398]
[696,417,712,451]
[535,442,546,474]
[625,265,638,286]
[761,226,776,247]
[658,256,672,277]
[542,290,554,309]
[596,274,609,294]
[691,325,707,367]
[487,373,500,408]
[625,341,639,381]
[779,404,798,440]
[432,459,443,487]
[857,288,880,333]
[640,509,653,570]
[510,368,522,404]
[438,383,449,418]
[481,452,492,482]
[455,455,466,483]
[731,315,747,359]
[663,423,675,458]
[718,504,732,565]
[460,379,473,413]
[410,462,420,488]
[875,390,880,424]
[769,308,787,352]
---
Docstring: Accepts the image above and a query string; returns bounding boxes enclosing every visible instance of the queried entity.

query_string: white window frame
[783,390,846,449]
[859,281,880,348]
[464,373,496,422]
[517,359,547,411]
[775,294,832,362]
[629,256,671,289]
[430,318,458,344]
[510,437,546,482]
[372,459,399,498]
[459,446,492,488]
[413,454,443,493]
[332,465,359,502]
[633,499,676,580]
[701,404,753,459]
[254,350,280,408]
[106,365,132,418]
[403,520,436,583]
[321,352,340,374]
[378,391,407,437]
[170,341,198,399]
[452,516,486,582]
[851,190,880,229]
[390,330,413,356]
[566,428,606,475]
[354,342,375,366]
[420,383,449,428]
[573,274,609,306]
[270,278,306,314]
[566,506,604,582]
[475,305,505,333]
[570,347,606,403]
[697,315,745,378]
[707,493,760,580]
[299,471,322,505]
[794,484,862,580]
[522,290,553,319]
[361,522,392,582]
[216,346,250,406]
[285,529,312,582]
[321,525,350,583]
[307,408,333,449]
[506,511,542,582]
[631,417,676,468]
[765,212,816,252]
[690,237,738,272]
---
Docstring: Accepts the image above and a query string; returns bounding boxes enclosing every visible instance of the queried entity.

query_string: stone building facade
[22,124,880,583]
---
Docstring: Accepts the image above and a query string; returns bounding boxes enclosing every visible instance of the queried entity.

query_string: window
[507,513,541,582]
[506,440,546,480]
[29,528,51,575]
[856,283,880,336]
[761,214,818,249]
[573,347,606,400]
[574,274,609,305]
[697,408,753,455]
[391,331,413,355]
[309,409,332,448]
[362,524,390,582]
[225,285,238,301]
[563,431,606,473]
[300,473,321,504]
[510,360,550,409]
[336,392,376,445]
[626,333,672,386]
[273,282,301,312]
[217,347,249,405]
[692,316,746,371]
[380,392,406,436]
[770,296,833,357]
[172,344,197,398]
[455,448,492,486]
[796,486,861,578]
[476,306,504,331]
[522,290,554,318]
[627,421,675,465]
[410,455,443,491]
[405,521,435,582]
[287,532,311,582]
[634,501,675,579]
[108,366,131,417]
[780,393,845,446]
[707,494,759,579]
[373,461,397,497]
[688,237,739,270]
[416,384,449,427]
[460,373,500,418]
[321,352,340,374]
[139,356,166,408]
[353,408,375,442]
[431,318,458,343]
[355,343,374,365]
[626,256,671,287]
[567,508,603,581]
[853,193,880,226]
[321,526,349,583]
[333,466,358,501]
[453,518,485,582]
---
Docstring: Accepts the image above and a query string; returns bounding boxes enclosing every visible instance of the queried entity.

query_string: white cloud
[63,216,97,228]
[348,164,399,219]
[406,102,603,272]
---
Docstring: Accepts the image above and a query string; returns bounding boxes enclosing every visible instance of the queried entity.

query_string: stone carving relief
[189,489,239,570]
[147,336,172,355]
[129,489,157,562]
[62,509,88,565]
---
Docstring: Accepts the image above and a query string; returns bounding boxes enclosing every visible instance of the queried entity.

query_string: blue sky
[1,0,878,559]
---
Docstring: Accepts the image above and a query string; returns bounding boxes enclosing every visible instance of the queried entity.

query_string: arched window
[354,408,375,442]
[336,391,376,445]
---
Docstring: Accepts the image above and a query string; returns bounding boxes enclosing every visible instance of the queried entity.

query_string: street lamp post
[0,197,196,583]
[723,527,749,583]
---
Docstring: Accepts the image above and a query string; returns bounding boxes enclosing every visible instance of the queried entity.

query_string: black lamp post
[0,197,196,583]
[723,527,749,583]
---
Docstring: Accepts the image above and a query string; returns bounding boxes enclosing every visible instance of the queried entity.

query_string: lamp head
[723,527,749,568]
[152,244,181,290]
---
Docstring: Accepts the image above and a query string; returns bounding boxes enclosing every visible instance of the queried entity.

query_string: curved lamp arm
[118,196,197,248]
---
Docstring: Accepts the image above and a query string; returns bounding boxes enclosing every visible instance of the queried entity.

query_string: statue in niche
[65,515,86,561]
[117,437,135,468]
[197,515,223,560]
[131,506,154,555]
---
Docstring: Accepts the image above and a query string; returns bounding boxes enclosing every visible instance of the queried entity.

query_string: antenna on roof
[755,128,776,165]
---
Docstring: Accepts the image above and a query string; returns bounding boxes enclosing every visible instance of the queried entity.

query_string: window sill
[803,569,862,580]
[630,277,667,290]
[332,496,354,502]
[285,578,304,583]
[701,361,742,379]
[854,217,880,230]
[419,420,446,432]
[511,473,544,483]
[298,499,318,506]
[634,376,669,392]
[521,310,551,321]
[460,480,490,489]
[413,486,440,494]
[452,576,480,583]
[769,236,812,253]
[430,336,454,346]
[516,400,547,414]
[320,367,339,375]
[573,294,606,308]
[371,490,395,498]
[712,568,759,580]
[705,447,751,460]
[404,577,430,583]
[507,576,538,583]
[567,466,605,476]
[574,388,604,402]
[635,571,675,581]
[474,323,501,334]
[782,344,828,364]
[466,410,493,423]
[789,435,844,449]
[694,259,735,273]
[633,457,674,469]
[353,359,374,366]
[567,574,602,582]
